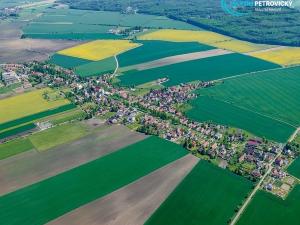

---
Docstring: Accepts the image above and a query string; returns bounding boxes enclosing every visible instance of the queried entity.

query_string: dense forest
[59,0,300,46]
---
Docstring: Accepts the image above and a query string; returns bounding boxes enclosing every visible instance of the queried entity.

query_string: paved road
[230,145,283,225]
[289,127,300,142]
[113,55,119,75]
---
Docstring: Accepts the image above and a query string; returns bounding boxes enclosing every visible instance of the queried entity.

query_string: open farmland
[117,40,214,68]
[139,29,272,53]
[145,160,252,225]
[74,56,117,77]
[49,54,92,69]
[49,154,199,225]
[0,138,34,160]
[250,47,300,66]
[134,49,232,71]
[0,38,81,63]
[0,88,69,124]
[237,187,300,225]
[119,53,280,87]
[287,157,300,179]
[0,124,146,195]
[22,8,199,40]
[58,40,139,61]
[28,122,89,151]
[186,66,300,142]
[0,103,76,131]
[0,136,187,225]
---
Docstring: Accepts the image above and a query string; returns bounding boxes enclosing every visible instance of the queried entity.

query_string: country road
[113,55,119,75]
[230,145,284,225]
[289,127,300,142]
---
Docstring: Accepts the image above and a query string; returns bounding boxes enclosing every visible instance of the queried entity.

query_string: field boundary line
[134,49,233,71]
[47,153,201,225]
[289,127,300,142]
[113,55,119,75]
[230,145,284,225]
[208,97,297,129]
[212,66,292,83]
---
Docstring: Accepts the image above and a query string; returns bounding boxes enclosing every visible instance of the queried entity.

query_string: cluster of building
[0,64,32,91]
[136,82,212,116]
[8,61,297,190]
[0,7,19,18]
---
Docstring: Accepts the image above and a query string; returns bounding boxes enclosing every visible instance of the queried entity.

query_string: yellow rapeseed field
[213,40,271,53]
[139,29,272,53]
[139,29,231,44]
[0,88,69,123]
[250,47,300,66]
[58,40,139,61]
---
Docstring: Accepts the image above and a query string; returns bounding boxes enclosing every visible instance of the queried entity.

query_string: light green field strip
[28,122,89,151]
[187,66,300,142]
[0,138,34,160]
[0,136,187,225]
[145,160,252,225]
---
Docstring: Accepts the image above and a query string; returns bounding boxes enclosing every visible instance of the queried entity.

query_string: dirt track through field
[0,124,146,196]
[136,49,232,71]
[48,154,199,225]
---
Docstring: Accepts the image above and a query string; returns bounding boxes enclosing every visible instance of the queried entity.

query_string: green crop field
[0,138,34,160]
[49,54,92,69]
[186,66,300,142]
[74,56,117,77]
[237,187,300,225]
[119,53,279,87]
[287,157,300,179]
[0,136,187,225]
[22,8,198,40]
[186,97,294,143]
[145,160,252,225]
[117,40,214,68]
[23,33,120,40]
[0,123,36,140]
[29,122,89,151]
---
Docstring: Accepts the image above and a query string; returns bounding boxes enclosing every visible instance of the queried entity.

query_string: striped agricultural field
[145,160,252,225]
[0,136,187,225]
[119,53,279,87]
[186,66,300,142]
[0,88,70,124]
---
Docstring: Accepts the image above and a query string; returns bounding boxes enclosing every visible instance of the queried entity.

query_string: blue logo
[221,0,254,16]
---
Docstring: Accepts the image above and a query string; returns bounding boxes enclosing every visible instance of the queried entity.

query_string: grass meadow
[29,122,89,151]
[0,138,34,160]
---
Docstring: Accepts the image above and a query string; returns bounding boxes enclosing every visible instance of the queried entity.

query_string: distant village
[1,61,299,198]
